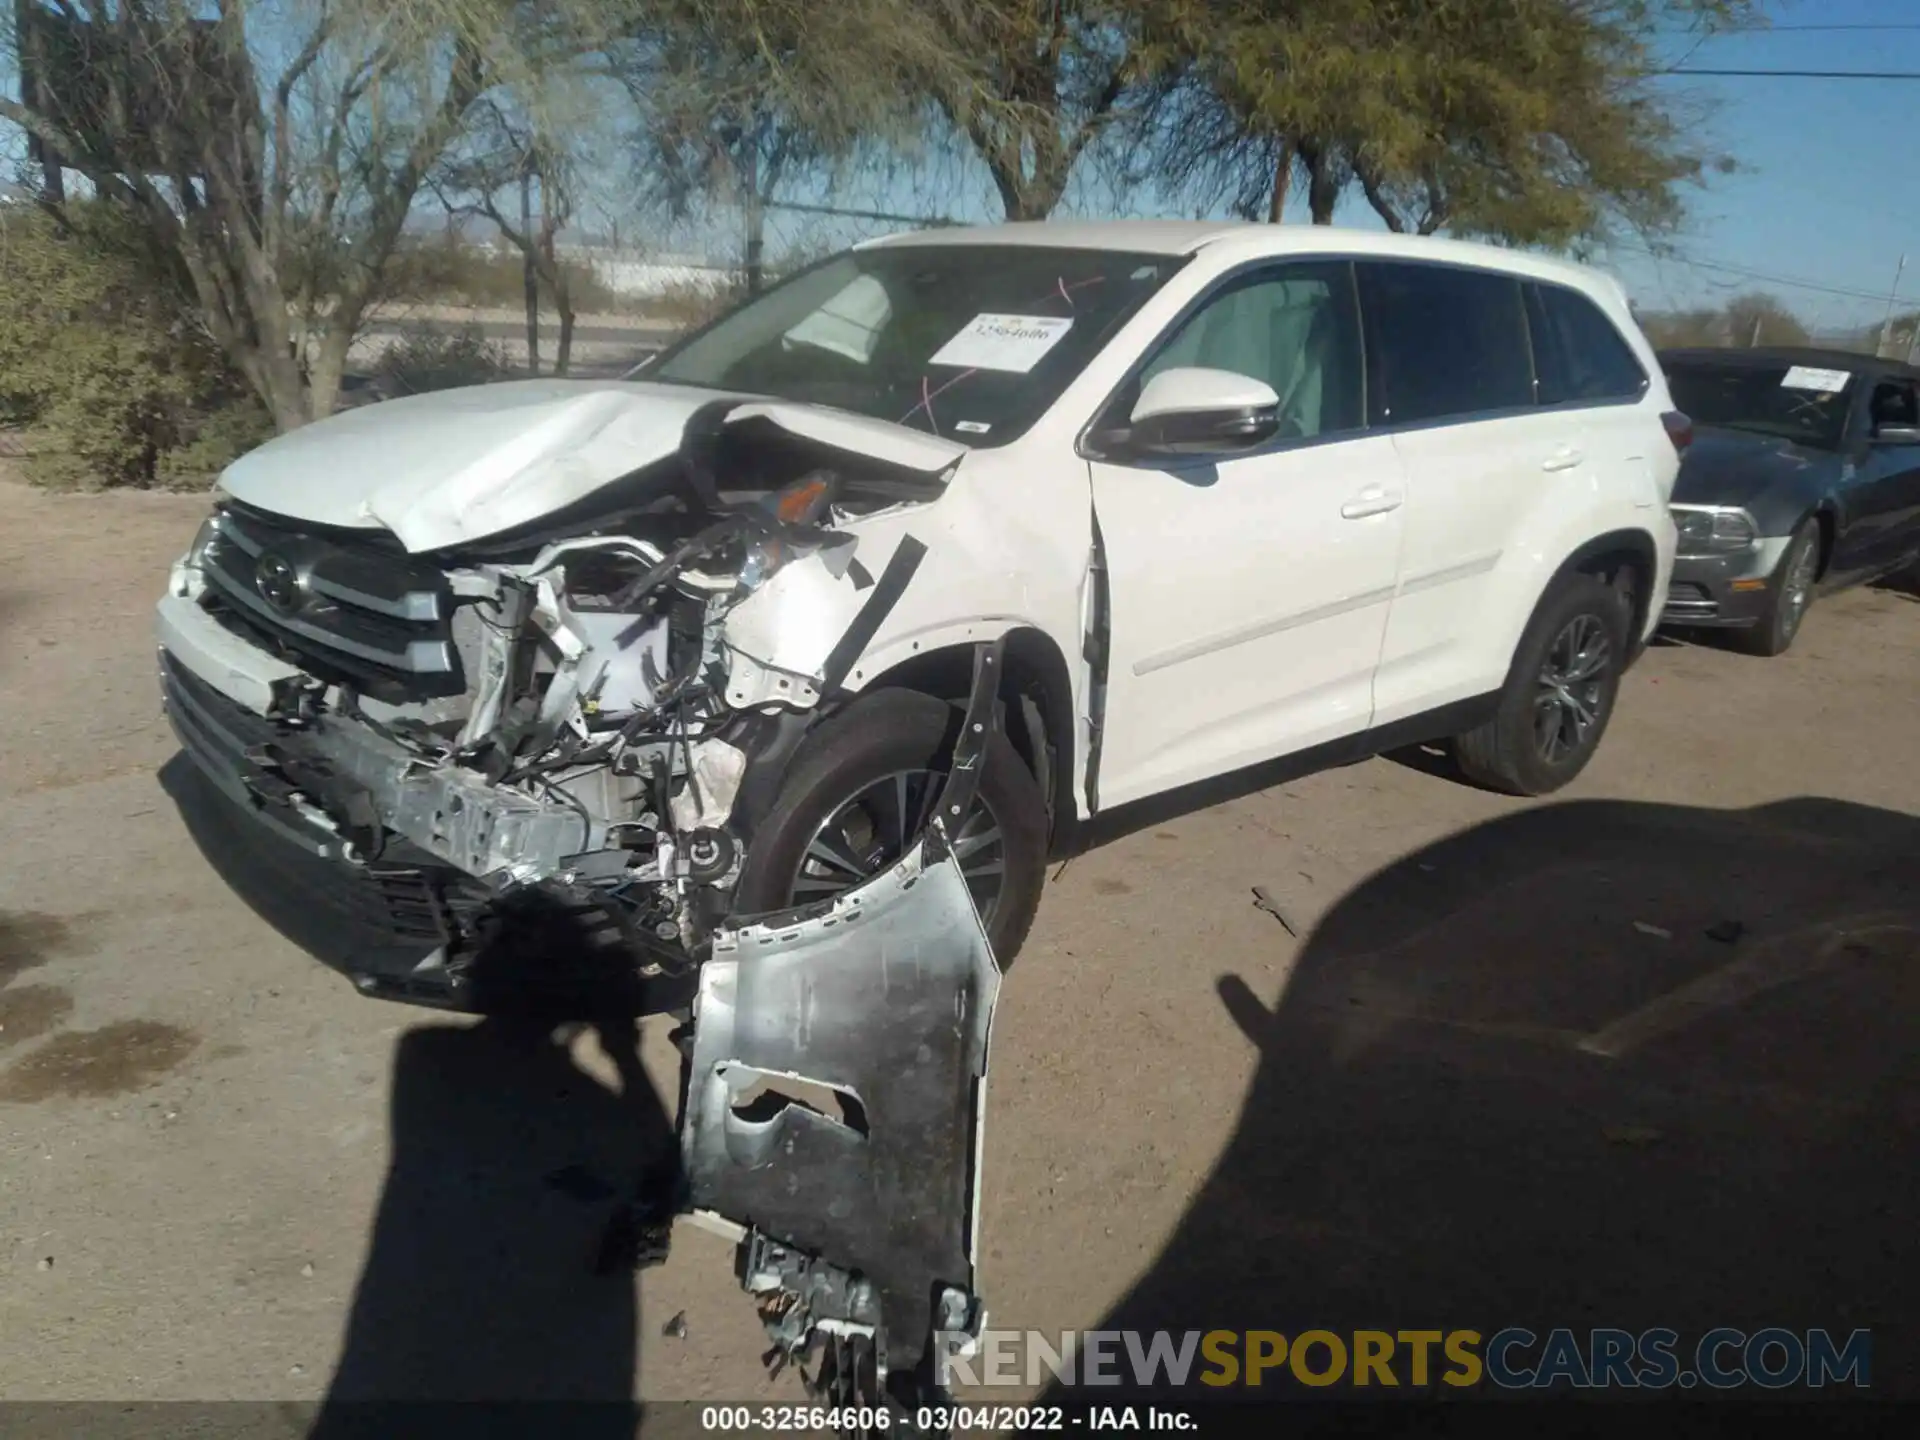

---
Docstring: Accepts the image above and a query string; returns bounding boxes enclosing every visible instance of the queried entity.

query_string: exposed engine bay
[156,395,1001,1420]
[163,398,947,982]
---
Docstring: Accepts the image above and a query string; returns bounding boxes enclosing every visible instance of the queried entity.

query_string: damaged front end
[160,398,940,1002]
[159,395,1001,1416]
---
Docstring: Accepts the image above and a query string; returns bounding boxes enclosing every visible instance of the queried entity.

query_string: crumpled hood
[215,379,970,552]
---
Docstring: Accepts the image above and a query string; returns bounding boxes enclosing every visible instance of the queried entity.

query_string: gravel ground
[1,474,1916,1409]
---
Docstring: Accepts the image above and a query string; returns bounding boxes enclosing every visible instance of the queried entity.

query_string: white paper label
[1780,365,1851,393]
[928,314,1073,373]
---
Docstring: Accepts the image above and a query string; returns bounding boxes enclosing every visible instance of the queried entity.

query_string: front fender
[721,518,1075,703]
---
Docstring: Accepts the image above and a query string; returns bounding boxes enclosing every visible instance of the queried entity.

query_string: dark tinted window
[1870,377,1919,432]
[1357,262,1532,425]
[1527,283,1649,404]
[1129,261,1364,440]
[1662,360,1855,450]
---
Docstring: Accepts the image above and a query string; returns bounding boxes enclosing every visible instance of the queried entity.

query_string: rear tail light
[1661,410,1693,456]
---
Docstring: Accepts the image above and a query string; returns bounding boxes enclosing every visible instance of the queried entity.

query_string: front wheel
[1729,517,1820,657]
[732,688,1049,966]
[1453,572,1631,796]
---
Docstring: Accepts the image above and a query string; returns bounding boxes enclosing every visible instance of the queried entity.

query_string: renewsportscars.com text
[937,1327,1872,1391]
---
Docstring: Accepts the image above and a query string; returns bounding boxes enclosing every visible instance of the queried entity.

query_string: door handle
[1340,488,1403,519]
[1541,447,1585,472]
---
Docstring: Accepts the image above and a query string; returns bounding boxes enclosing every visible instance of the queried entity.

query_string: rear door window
[1356,261,1533,426]
[1527,283,1650,405]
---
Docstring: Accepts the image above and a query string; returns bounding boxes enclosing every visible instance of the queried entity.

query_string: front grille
[198,505,463,698]
[1661,581,1719,620]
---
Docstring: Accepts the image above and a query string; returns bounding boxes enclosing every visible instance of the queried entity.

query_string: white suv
[156,221,1680,993]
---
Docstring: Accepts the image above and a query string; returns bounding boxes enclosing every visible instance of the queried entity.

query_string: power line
[1669,68,1920,78]
[1612,246,1903,304]
[1660,22,1920,32]
[1732,22,1920,30]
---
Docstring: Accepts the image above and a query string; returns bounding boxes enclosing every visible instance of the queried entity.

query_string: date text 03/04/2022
[698,1404,1196,1432]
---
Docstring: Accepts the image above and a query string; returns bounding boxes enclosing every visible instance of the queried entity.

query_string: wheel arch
[1545,527,1660,653]
[1809,501,1839,580]
[856,627,1078,856]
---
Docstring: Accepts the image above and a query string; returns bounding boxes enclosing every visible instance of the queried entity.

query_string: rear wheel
[1453,572,1630,796]
[732,688,1049,966]
[1729,516,1820,657]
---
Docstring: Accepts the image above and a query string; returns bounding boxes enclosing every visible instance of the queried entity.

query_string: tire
[1453,571,1631,797]
[732,687,1049,967]
[1729,517,1821,657]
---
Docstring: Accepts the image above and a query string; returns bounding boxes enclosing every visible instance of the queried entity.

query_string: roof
[859,219,1626,299]
[860,219,1245,256]
[1660,345,1917,379]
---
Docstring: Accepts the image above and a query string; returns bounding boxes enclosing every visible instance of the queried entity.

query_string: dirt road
[1,476,1916,1407]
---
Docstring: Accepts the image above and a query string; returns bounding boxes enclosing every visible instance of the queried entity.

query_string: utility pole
[519,149,541,375]
[742,143,764,296]
[1878,253,1907,359]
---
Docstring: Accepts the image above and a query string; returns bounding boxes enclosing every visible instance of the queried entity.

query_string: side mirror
[1871,422,1920,444]
[1119,367,1282,456]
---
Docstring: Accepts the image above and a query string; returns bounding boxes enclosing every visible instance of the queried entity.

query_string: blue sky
[728,0,1920,333]
[1608,0,1920,329]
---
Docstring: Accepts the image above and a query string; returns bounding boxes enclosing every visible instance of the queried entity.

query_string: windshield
[1663,359,1856,450]
[643,245,1186,447]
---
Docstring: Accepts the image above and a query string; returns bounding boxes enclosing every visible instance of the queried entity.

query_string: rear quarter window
[1527,282,1650,405]
[1357,261,1533,426]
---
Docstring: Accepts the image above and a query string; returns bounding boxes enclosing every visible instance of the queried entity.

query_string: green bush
[0,205,271,489]
[370,322,511,396]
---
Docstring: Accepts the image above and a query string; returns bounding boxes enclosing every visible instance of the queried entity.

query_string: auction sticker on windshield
[930,314,1074,372]
[1779,365,1851,393]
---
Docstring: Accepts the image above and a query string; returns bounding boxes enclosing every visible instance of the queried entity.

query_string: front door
[1084,260,1405,811]
[1833,375,1920,581]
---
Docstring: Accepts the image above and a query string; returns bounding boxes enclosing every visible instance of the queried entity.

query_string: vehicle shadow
[1869,567,1920,602]
[1043,795,1920,1416]
[304,1006,676,1436]
[156,760,693,1432]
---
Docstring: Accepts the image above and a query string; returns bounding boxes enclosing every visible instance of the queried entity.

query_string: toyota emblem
[254,551,303,614]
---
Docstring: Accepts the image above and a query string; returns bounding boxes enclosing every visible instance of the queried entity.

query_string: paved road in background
[362,316,679,350]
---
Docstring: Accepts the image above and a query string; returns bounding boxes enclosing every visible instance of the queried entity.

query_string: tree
[433,100,583,372]
[1637,292,1811,350]
[2,1,609,429]
[619,0,969,282]
[1723,291,1811,349]
[910,1,1184,222]
[1147,0,1758,246]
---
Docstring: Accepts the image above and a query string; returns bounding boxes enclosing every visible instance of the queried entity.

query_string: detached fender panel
[683,838,998,1375]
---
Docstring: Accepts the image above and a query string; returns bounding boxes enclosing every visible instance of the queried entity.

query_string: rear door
[1527,280,1663,510]
[1360,261,1594,725]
